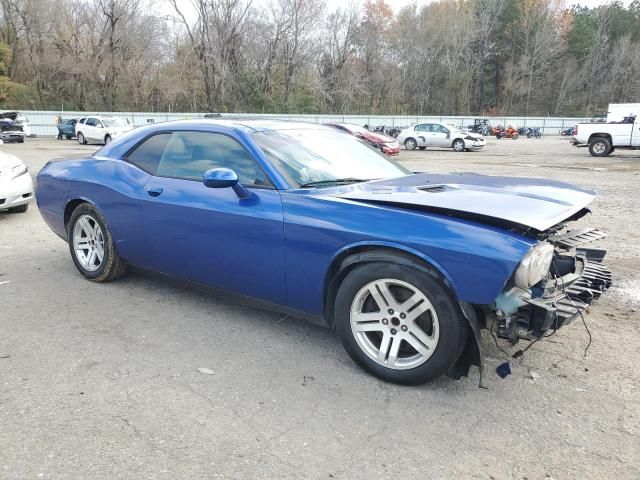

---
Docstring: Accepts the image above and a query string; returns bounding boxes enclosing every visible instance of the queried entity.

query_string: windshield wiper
[299,178,373,188]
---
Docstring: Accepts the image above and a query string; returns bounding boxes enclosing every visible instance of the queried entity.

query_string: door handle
[147,187,163,197]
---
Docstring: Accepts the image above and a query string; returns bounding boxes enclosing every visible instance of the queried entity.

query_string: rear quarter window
[124,133,171,174]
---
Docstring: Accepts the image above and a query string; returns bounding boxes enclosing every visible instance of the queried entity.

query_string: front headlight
[514,243,555,288]
[11,164,28,179]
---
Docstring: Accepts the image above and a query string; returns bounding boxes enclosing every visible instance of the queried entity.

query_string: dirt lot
[1,137,639,479]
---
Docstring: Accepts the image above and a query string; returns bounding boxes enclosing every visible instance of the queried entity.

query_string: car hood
[463,131,484,140]
[0,151,23,170]
[329,173,596,232]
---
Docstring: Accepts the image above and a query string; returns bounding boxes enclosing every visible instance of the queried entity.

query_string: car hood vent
[418,185,447,193]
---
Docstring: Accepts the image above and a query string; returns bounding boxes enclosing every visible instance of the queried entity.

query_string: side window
[125,133,171,174]
[415,124,426,132]
[79,118,86,125]
[156,132,272,187]
[86,118,96,127]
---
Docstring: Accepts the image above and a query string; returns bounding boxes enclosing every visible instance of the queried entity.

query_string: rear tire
[68,203,127,282]
[77,132,86,145]
[334,262,468,385]
[589,138,612,157]
[66,135,72,140]
[104,135,112,145]
[404,138,417,150]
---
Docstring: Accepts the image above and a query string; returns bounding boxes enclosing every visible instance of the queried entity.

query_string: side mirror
[203,168,249,198]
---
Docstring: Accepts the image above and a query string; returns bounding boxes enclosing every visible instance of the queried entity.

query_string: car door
[137,130,287,305]
[84,117,98,141]
[631,117,640,147]
[413,124,429,147]
[431,124,451,147]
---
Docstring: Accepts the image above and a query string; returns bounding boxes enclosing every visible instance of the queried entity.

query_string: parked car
[324,123,400,155]
[36,120,612,385]
[0,118,26,143]
[572,112,639,156]
[0,112,31,137]
[75,116,133,145]
[57,118,78,140]
[397,122,486,152]
[0,148,34,213]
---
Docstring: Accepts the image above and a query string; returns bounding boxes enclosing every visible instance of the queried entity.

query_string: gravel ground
[1,137,638,480]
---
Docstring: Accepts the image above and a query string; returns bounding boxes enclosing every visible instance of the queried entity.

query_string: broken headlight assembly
[514,242,555,289]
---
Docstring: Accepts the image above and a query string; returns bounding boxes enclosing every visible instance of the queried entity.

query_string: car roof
[146,119,335,133]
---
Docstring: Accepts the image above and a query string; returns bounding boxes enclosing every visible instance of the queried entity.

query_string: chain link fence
[19,110,589,137]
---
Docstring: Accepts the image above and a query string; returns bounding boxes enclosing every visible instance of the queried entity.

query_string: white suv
[397,122,486,152]
[75,116,133,145]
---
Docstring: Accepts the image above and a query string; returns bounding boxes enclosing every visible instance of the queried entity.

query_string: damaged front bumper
[495,247,612,343]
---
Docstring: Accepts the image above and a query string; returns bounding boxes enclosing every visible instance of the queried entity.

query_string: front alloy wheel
[335,262,468,385]
[452,139,465,152]
[350,278,440,370]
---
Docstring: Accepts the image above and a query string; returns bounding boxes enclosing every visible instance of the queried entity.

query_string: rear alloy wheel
[589,138,612,157]
[104,135,112,145]
[404,138,417,150]
[335,263,467,385]
[68,203,127,282]
[78,132,86,145]
[452,139,465,152]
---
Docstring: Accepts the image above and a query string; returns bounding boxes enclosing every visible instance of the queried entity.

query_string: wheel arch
[63,197,94,233]
[323,242,459,326]
[589,133,612,143]
[451,137,465,148]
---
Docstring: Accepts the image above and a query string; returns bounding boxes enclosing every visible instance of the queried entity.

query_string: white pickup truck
[572,104,640,157]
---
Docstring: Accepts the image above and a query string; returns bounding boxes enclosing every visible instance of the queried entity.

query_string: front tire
[104,135,112,145]
[334,262,468,385]
[404,138,417,150]
[68,203,127,282]
[589,138,612,157]
[452,139,465,152]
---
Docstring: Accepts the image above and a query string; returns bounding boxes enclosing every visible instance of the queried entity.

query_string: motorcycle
[468,119,492,136]
[496,126,519,139]
[560,127,576,136]
[526,127,542,138]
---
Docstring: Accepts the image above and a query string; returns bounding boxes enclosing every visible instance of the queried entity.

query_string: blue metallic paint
[37,120,556,319]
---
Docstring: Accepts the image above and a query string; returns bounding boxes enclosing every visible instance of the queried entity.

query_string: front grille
[549,228,607,249]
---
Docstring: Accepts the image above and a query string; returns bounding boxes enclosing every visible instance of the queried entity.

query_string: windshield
[253,129,411,188]
[102,118,126,127]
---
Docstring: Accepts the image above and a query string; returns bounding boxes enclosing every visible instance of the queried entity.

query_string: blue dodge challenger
[36,120,612,385]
